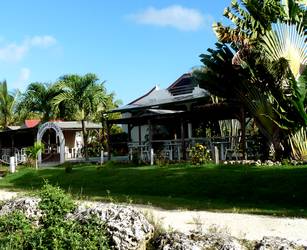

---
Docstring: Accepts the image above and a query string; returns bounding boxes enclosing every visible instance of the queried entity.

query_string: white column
[150,148,154,165]
[214,146,219,164]
[9,157,16,173]
[188,123,192,139]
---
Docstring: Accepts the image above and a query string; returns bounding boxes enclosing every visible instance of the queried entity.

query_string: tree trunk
[81,120,88,160]
[272,129,284,161]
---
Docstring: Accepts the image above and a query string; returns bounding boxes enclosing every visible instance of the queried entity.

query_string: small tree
[26,142,44,169]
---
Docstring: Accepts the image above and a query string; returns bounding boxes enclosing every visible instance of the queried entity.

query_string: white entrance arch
[37,122,65,165]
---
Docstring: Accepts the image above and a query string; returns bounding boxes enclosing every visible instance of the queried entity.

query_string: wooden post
[181,119,186,160]
[138,126,142,145]
[214,146,219,164]
[148,120,152,148]
[128,124,132,142]
[240,107,247,160]
[106,121,111,161]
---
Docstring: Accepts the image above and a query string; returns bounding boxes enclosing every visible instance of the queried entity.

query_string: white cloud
[13,67,31,88]
[0,35,57,63]
[130,5,211,31]
[28,35,57,48]
[0,43,28,62]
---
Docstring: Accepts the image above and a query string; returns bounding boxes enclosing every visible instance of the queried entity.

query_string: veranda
[107,102,259,163]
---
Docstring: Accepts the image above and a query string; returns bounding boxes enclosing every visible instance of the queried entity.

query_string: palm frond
[262,22,307,78]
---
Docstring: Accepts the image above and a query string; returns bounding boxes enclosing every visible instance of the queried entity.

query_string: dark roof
[110,73,208,113]
[128,86,156,105]
[167,73,194,96]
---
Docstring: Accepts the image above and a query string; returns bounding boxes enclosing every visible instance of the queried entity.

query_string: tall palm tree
[53,73,107,159]
[17,82,60,122]
[0,80,19,129]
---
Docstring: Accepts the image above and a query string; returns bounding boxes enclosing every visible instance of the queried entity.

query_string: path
[139,207,307,242]
[0,190,306,242]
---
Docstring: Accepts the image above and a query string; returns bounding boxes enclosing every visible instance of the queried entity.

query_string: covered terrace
[107,73,254,163]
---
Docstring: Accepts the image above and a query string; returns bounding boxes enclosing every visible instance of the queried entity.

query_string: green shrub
[189,144,211,165]
[0,211,34,249]
[0,183,110,249]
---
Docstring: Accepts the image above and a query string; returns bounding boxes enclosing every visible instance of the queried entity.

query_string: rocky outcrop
[1,198,307,250]
[0,198,153,250]
[67,203,154,250]
[0,197,42,222]
[255,236,307,250]
[152,232,244,250]
[153,233,307,250]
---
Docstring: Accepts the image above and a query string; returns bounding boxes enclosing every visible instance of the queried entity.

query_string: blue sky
[0,0,230,104]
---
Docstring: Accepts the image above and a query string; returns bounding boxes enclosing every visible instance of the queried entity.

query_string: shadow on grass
[1,164,307,217]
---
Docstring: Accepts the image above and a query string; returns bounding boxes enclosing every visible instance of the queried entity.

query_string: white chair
[65,146,72,159]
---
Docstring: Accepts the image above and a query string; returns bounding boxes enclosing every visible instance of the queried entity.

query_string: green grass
[0,162,307,217]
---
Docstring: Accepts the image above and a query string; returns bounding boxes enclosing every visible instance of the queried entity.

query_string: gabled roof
[111,73,209,113]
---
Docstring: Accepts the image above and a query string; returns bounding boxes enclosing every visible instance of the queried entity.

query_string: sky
[0,0,230,105]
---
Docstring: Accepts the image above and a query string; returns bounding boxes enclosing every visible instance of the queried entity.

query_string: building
[0,120,102,165]
[108,73,247,162]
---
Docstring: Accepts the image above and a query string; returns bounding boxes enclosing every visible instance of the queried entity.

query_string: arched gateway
[37,122,65,164]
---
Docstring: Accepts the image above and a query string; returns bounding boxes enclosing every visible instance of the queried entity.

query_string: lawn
[0,162,307,217]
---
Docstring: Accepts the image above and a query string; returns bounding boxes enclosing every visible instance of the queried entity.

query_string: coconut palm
[0,80,20,129]
[53,73,107,159]
[17,82,61,122]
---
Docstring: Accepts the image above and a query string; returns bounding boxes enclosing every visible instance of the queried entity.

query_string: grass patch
[0,162,307,217]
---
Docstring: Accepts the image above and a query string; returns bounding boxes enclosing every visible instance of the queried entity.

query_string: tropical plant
[194,0,306,160]
[213,0,284,45]
[26,141,44,169]
[53,73,108,159]
[17,82,61,122]
[289,127,307,161]
[189,144,211,165]
[0,183,110,249]
[0,80,20,129]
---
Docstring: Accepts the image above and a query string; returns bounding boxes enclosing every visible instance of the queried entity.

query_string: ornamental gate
[37,122,65,165]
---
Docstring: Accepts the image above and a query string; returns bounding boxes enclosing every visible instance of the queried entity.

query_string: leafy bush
[26,141,45,169]
[0,183,110,249]
[189,144,211,165]
[289,127,307,161]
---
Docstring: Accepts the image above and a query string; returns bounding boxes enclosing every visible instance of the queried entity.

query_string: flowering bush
[189,144,211,165]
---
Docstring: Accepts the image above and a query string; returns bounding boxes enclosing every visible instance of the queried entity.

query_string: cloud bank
[130,5,212,31]
[0,35,57,63]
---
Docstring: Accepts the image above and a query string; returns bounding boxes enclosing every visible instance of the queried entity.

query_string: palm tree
[17,82,60,122]
[0,80,19,129]
[26,141,44,169]
[53,73,107,159]
[194,0,306,159]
